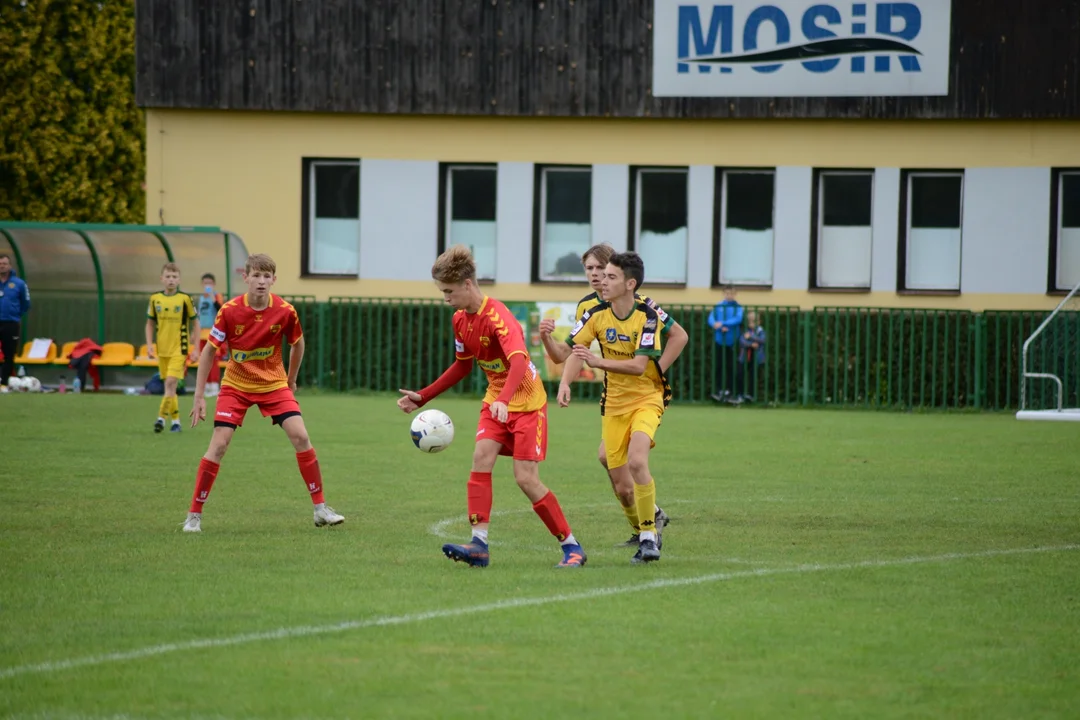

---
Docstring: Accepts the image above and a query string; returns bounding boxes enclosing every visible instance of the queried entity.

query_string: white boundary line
[1,544,1075,681]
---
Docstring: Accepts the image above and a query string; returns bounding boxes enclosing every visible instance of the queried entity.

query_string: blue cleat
[169,421,182,433]
[556,543,587,568]
[442,538,490,567]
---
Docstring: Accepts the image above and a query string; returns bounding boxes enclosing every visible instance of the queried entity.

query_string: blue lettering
[801,5,841,73]
[876,2,922,72]
[677,5,734,74]
[743,5,790,74]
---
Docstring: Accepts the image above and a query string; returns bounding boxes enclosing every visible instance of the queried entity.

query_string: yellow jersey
[567,300,672,416]
[574,291,675,334]
[147,291,196,357]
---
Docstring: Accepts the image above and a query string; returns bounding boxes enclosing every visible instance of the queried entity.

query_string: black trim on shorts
[272,410,302,426]
[213,421,238,429]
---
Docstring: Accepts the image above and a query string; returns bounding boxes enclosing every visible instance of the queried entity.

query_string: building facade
[137,0,1080,310]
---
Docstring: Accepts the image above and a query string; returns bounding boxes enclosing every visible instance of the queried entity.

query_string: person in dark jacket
[706,285,742,402]
[733,310,766,404]
[0,253,31,390]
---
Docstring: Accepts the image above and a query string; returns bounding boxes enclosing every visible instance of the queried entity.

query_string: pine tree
[0,0,144,223]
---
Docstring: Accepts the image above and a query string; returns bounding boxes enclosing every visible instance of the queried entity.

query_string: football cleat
[154,418,166,433]
[617,532,640,548]
[442,538,490,567]
[313,505,345,527]
[637,538,661,563]
[182,512,202,533]
[170,421,182,433]
[556,544,587,568]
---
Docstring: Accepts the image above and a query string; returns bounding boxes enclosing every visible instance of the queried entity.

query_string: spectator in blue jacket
[707,285,742,402]
[734,310,766,403]
[0,253,31,390]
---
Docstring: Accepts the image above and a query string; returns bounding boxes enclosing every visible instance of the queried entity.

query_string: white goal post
[1017,280,1080,421]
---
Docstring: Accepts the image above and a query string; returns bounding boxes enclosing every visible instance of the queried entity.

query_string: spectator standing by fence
[734,310,766,404]
[0,253,31,392]
[707,286,742,402]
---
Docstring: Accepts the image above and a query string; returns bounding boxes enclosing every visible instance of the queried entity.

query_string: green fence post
[801,311,814,407]
[973,313,985,409]
[74,231,107,343]
[151,231,175,262]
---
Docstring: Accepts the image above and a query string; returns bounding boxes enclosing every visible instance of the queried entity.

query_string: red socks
[467,472,493,525]
[532,491,571,542]
[296,448,325,505]
[190,458,220,512]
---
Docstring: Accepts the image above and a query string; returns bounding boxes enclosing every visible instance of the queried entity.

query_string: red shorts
[477,403,548,462]
[214,386,300,428]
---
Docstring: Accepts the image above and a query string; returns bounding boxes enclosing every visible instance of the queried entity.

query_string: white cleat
[313,505,344,527]
[182,512,202,533]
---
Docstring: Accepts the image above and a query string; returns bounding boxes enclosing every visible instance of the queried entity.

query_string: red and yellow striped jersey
[453,297,546,412]
[208,293,302,393]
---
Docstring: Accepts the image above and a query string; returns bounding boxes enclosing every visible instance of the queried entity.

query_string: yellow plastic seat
[15,340,56,365]
[92,342,136,367]
[131,344,159,368]
[54,341,78,365]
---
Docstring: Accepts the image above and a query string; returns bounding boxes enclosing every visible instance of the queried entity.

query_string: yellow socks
[634,479,657,536]
[621,502,641,532]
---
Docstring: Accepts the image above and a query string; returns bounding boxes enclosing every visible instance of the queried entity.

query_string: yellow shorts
[602,406,662,469]
[157,355,187,380]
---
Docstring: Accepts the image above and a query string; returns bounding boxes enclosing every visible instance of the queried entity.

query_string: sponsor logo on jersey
[209,327,226,343]
[642,332,655,346]
[477,357,507,373]
[230,346,274,363]
[455,339,465,353]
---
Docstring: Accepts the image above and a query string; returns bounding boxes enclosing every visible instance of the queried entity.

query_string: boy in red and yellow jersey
[181,253,344,533]
[397,245,586,568]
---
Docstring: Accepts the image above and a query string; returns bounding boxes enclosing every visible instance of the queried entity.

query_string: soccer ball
[7,377,26,392]
[410,409,455,453]
[24,377,41,392]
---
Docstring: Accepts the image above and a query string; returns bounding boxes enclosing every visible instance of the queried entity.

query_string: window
[631,167,688,284]
[441,165,497,281]
[812,170,874,289]
[715,169,774,286]
[1051,169,1080,292]
[535,166,592,281]
[900,171,963,292]
[302,159,360,276]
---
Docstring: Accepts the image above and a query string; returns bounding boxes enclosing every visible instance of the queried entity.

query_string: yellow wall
[146,109,1080,310]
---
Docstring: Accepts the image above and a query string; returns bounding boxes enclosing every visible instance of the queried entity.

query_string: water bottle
[17,365,25,378]
[73,377,82,394]
[59,376,67,394]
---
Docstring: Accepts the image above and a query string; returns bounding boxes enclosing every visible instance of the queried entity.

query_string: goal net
[1017,281,1080,421]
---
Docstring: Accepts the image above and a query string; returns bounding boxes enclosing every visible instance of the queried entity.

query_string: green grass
[1,394,1078,719]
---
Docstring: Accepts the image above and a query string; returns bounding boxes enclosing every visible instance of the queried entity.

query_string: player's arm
[144,320,156,358]
[189,336,220,428]
[557,311,598,406]
[287,335,305,390]
[540,324,571,364]
[579,349,649,376]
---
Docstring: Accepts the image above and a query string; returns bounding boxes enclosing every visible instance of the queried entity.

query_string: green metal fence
[24,294,1067,411]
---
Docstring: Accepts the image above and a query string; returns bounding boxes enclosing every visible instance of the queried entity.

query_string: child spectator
[196,273,225,397]
[733,310,766,403]
[68,338,103,391]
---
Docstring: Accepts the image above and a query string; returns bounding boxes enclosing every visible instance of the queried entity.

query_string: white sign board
[652,0,951,97]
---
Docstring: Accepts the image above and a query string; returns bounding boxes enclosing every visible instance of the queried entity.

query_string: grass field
[1,393,1078,719]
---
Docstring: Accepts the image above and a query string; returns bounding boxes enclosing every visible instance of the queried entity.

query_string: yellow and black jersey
[567,300,672,416]
[574,291,676,334]
[147,291,196,357]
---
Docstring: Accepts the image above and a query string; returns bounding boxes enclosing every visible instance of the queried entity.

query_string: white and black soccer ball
[24,376,41,392]
[7,377,26,392]
[410,409,455,453]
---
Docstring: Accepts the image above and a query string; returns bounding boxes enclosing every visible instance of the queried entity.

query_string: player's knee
[597,449,609,469]
[207,436,231,462]
[628,454,650,479]
[471,446,497,471]
[289,430,311,451]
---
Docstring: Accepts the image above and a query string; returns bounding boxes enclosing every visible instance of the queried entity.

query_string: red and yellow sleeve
[208,307,229,349]
[285,306,303,345]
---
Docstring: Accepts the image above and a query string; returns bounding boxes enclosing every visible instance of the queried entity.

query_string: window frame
[437,162,498,283]
[531,164,594,284]
[809,168,875,293]
[628,165,690,288]
[1049,167,1080,295]
[300,157,361,279]
[711,167,776,289]
[897,169,965,295]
